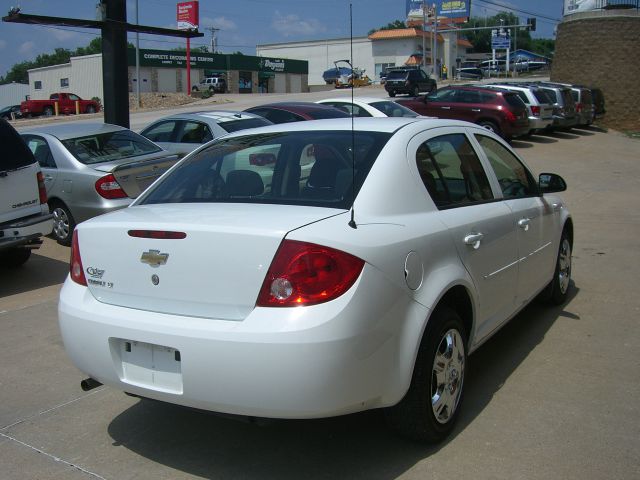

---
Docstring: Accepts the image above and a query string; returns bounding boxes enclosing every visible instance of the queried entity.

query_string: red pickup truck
[21,93,100,117]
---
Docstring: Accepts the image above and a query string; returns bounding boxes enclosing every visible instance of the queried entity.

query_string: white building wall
[70,54,103,101]
[258,37,374,86]
[274,73,286,93]
[0,83,30,109]
[158,69,177,92]
[28,63,72,100]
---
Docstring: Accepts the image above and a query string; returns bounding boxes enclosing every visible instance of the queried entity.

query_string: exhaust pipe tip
[80,378,102,392]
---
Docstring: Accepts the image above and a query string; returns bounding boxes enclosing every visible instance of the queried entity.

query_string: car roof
[148,111,262,124]
[218,117,473,138]
[318,97,392,105]
[21,122,127,140]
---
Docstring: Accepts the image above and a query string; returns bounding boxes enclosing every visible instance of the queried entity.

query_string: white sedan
[59,118,572,442]
[316,96,423,118]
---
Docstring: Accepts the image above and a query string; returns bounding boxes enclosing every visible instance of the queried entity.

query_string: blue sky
[0,0,563,78]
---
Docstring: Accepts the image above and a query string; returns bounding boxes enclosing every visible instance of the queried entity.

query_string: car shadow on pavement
[525,134,558,144]
[534,130,582,140]
[0,253,68,297]
[567,128,595,136]
[106,285,579,479]
[510,139,534,149]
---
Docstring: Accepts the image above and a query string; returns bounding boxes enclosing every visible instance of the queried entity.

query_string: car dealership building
[26,49,309,101]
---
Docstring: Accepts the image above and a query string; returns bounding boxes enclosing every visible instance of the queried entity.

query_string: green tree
[462,12,533,53]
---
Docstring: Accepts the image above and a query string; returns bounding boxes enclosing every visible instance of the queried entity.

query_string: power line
[473,0,562,22]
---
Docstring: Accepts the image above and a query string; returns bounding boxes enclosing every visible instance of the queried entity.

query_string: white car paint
[58,117,571,428]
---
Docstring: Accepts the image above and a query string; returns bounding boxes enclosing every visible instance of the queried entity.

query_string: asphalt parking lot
[2,91,640,479]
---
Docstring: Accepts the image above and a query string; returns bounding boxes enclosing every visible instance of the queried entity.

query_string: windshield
[218,118,272,133]
[61,130,163,165]
[139,130,391,209]
[369,101,418,117]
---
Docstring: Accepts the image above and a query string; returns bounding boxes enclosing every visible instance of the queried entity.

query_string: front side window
[475,135,537,199]
[427,88,458,102]
[139,131,391,209]
[416,133,494,208]
[369,101,418,118]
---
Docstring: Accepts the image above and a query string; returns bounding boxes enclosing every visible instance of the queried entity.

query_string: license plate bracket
[116,339,183,394]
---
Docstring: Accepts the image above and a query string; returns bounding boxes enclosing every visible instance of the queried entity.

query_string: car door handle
[471,108,481,112]
[441,106,451,110]
[464,233,484,249]
[518,218,530,231]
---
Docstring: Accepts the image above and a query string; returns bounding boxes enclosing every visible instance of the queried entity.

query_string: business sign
[491,29,510,49]
[406,1,471,21]
[177,1,199,30]
[563,0,602,15]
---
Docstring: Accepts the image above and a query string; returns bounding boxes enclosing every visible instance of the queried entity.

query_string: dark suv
[396,85,530,140]
[384,67,437,97]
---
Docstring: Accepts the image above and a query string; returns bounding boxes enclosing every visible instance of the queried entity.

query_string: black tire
[478,120,501,137]
[545,229,572,305]
[86,105,96,114]
[429,83,437,94]
[43,106,54,117]
[50,201,76,246]
[192,86,199,92]
[388,90,396,98]
[411,85,419,97]
[386,307,467,442]
[0,248,32,267]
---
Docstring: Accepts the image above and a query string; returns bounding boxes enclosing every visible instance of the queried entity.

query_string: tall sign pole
[177,1,199,95]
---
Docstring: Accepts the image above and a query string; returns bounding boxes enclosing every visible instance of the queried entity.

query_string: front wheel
[386,307,467,442]
[388,90,396,98]
[43,106,54,117]
[86,105,96,114]
[411,86,419,97]
[50,201,76,246]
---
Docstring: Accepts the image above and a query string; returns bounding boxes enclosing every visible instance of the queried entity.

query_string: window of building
[60,78,69,88]
[34,81,42,90]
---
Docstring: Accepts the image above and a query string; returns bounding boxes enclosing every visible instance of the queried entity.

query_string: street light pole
[422,0,426,69]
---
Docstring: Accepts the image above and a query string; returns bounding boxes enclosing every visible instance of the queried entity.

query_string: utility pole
[422,0,426,69]
[207,26,220,53]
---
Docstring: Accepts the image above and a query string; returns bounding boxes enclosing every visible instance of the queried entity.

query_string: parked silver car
[140,111,272,158]
[485,83,554,133]
[21,123,178,245]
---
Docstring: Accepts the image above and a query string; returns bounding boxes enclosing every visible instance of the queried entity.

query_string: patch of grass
[623,131,640,140]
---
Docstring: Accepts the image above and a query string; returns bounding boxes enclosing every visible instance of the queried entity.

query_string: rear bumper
[528,116,553,130]
[552,115,577,128]
[0,212,53,251]
[58,268,427,419]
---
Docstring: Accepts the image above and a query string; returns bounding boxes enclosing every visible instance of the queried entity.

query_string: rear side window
[541,88,559,103]
[515,91,529,104]
[416,133,494,208]
[0,119,36,171]
[533,89,552,104]
[369,101,418,117]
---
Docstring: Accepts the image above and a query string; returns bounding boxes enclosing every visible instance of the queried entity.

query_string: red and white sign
[177,1,199,30]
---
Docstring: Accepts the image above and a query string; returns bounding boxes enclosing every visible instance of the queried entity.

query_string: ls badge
[140,249,169,267]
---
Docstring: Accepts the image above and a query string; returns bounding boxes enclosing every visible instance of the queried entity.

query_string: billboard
[177,1,199,30]
[406,1,471,21]
[563,0,603,15]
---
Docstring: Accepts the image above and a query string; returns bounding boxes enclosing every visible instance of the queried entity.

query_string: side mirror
[539,173,567,193]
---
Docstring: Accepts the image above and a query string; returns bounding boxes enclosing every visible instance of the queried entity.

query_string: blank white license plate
[119,340,183,394]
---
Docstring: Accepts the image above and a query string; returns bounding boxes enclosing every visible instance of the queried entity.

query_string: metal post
[101,0,129,128]
[135,0,140,108]
[513,27,517,77]
[432,3,437,77]
[422,0,426,69]
[186,37,191,95]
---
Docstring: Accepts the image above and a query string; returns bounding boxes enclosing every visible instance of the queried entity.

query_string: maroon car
[396,86,530,140]
[244,102,349,124]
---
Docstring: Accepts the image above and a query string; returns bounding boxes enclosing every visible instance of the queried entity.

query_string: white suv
[192,77,226,93]
[0,119,53,267]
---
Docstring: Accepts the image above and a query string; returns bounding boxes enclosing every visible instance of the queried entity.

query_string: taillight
[36,171,48,204]
[504,109,517,122]
[70,230,87,286]
[256,240,364,307]
[530,105,540,117]
[95,174,127,199]
[576,102,583,113]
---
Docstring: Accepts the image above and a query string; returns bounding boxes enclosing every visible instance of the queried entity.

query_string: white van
[0,119,53,266]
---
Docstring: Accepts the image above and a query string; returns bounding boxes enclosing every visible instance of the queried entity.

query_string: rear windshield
[0,118,36,171]
[218,118,272,134]
[61,130,163,165]
[307,108,351,120]
[560,89,574,106]
[541,88,559,103]
[571,90,579,102]
[533,89,552,104]
[504,93,526,109]
[369,101,418,117]
[386,70,409,80]
[138,130,392,209]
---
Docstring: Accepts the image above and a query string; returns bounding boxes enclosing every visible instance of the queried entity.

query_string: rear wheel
[43,106,54,117]
[0,248,31,267]
[478,120,501,137]
[546,230,572,304]
[386,307,467,442]
[86,105,96,114]
[50,201,75,246]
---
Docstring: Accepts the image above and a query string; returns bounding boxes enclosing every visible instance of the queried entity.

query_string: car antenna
[348,2,357,229]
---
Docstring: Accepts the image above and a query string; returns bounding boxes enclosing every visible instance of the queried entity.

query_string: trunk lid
[76,203,344,320]
[0,164,42,224]
[92,152,179,198]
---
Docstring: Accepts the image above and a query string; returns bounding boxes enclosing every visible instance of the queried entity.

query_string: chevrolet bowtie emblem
[140,249,169,267]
